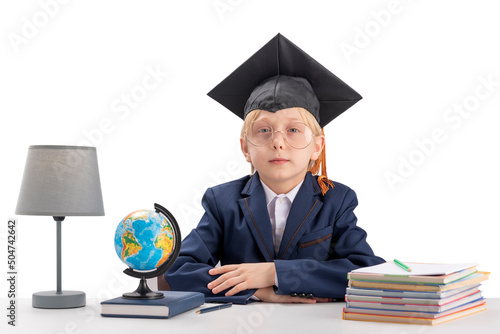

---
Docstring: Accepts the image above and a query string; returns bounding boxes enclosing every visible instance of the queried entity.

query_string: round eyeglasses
[246,121,314,149]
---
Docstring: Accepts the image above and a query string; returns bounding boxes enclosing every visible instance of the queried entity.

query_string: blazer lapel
[238,173,275,262]
[277,172,323,260]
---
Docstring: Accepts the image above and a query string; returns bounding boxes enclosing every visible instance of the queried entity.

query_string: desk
[3,298,499,334]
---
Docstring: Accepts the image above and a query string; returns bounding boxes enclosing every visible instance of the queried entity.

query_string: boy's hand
[208,262,276,296]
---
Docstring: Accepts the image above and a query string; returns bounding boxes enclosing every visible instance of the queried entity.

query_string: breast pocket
[296,226,333,260]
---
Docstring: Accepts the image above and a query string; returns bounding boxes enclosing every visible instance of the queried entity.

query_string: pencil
[196,302,232,314]
[394,259,412,272]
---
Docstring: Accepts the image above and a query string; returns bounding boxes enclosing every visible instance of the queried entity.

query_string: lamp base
[32,290,86,309]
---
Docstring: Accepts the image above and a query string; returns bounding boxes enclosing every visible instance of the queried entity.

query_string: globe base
[123,277,164,300]
[32,290,85,309]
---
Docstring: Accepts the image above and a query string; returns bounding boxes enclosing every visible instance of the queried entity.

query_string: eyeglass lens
[247,121,313,149]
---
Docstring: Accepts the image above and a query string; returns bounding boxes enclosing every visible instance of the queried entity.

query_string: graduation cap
[207,33,362,128]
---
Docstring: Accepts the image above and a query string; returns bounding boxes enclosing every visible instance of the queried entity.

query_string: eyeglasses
[246,121,314,149]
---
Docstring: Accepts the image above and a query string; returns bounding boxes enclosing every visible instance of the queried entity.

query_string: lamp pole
[54,216,65,294]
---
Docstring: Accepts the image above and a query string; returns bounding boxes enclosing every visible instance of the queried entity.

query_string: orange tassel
[309,129,334,195]
[317,175,334,196]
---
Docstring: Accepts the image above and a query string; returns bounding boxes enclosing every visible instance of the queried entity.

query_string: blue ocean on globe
[114,209,174,271]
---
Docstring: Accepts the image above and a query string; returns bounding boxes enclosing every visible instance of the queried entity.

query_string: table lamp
[15,145,104,309]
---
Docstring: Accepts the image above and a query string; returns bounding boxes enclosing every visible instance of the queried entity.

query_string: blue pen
[196,302,233,314]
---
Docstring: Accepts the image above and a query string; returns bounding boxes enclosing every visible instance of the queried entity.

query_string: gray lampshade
[16,145,104,216]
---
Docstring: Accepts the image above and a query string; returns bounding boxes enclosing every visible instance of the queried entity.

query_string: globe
[114,209,175,271]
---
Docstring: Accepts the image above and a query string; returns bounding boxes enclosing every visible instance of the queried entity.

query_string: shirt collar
[260,179,304,206]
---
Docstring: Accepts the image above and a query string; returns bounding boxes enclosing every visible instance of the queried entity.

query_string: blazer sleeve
[163,188,256,304]
[274,188,385,298]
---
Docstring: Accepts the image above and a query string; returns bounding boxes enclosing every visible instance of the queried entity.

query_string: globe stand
[121,203,181,300]
[122,277,163,299]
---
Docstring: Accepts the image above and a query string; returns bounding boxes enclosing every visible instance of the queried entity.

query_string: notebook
[101,291,204,319]
[349,272,490,292]
[349,262,478,284]
[343,303,486,325]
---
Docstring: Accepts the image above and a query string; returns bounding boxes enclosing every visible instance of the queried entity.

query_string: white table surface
[3,298,499,334]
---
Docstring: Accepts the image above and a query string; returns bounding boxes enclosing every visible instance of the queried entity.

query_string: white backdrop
[1,0,499,302]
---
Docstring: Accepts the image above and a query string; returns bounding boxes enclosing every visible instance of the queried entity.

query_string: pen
[196,302,233,314]
[394,259,412,272]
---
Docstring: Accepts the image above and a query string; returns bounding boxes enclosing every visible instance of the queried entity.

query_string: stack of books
[342,262,490,325]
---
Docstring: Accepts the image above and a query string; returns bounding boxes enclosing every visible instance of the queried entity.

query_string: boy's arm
[163,188,256,304]
[207,188,384,299]
[273,188,385,298]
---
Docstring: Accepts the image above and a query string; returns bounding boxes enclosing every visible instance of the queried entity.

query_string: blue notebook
[101,291,205,319]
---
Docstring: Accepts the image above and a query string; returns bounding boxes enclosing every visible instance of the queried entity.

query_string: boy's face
[241,108,324,194]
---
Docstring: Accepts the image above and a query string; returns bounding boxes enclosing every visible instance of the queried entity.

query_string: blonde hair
[240,108,333,195]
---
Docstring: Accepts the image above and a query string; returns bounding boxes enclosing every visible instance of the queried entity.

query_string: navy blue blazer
[164,172,384,304]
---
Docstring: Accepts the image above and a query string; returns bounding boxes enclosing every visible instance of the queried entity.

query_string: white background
[1,0,499,302]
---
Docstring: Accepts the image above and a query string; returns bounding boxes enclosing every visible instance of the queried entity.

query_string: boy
[163,34,384,304]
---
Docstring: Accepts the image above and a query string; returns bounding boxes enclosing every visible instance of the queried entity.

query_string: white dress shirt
[261,180,304,256]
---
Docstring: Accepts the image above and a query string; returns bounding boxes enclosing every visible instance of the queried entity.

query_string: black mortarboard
[207,33,362,128]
